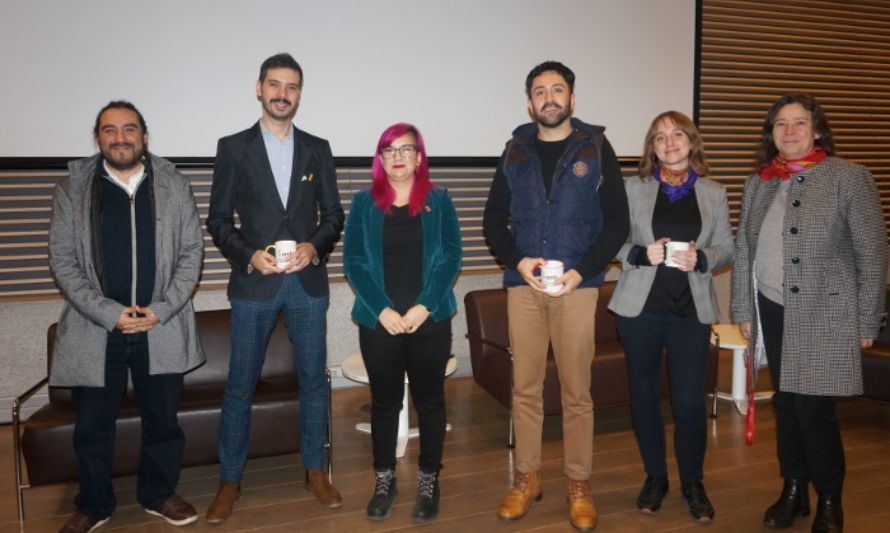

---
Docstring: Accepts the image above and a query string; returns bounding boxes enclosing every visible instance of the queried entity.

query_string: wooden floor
[3,355,890,533]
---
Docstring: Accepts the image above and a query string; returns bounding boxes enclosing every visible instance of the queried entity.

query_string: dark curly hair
[755,93,834,170]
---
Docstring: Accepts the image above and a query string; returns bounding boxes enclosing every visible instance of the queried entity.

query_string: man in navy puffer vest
[483,61,629,531]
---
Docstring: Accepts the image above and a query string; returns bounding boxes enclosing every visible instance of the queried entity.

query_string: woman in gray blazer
[731,94,886,532]
[609,111,733,522]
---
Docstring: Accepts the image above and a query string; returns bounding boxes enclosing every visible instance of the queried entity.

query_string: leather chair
[12,309,331,527]
[465,281,720,446]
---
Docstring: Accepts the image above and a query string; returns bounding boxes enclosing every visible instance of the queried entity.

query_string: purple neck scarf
[654,166,698,202]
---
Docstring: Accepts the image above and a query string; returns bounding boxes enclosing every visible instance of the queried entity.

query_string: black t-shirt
[536,137,570,196]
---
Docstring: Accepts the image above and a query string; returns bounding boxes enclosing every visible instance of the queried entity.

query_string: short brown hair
[639,111,709,179]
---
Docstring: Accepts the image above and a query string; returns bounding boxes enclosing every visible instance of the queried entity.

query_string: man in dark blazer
[205,53,345,523]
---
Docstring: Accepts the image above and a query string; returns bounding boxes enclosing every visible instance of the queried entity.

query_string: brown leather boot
[206,481,240,524]
[567,479,597,531]
[305,469,343,508]
[497,470,542,521]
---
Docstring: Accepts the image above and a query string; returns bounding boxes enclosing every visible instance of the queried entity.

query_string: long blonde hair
[638,111,709,179]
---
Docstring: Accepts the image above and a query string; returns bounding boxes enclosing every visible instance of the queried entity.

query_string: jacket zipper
[129,193,137,310]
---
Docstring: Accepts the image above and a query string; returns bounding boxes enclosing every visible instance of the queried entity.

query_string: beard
[102,142,146,172]
[535,102,572,128]
[262,97,297,121]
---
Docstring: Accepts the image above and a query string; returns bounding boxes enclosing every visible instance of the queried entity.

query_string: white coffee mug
[664,241,690,268]
[265,240,297,269]
[540,260,565,293]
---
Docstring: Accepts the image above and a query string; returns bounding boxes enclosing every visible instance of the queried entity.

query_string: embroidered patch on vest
[572,161,589,177]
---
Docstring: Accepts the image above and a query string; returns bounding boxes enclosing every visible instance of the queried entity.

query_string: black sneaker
[366,470,398,521]
[411,471,440,523]
[681,482,715,522]
[636,475,669,513]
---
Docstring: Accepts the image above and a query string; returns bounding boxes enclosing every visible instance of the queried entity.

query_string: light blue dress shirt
[260,121,295,207]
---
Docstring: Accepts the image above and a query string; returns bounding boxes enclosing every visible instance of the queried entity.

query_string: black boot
[411,471,440,523]
[366,470,398,521]
[811,493,843,533]
[636,475,669,513]
[681,482,715,522]
[764,478,810,528]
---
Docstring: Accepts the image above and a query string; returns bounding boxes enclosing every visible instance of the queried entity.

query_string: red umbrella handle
[746,391,755,444]
[745,347,755,444]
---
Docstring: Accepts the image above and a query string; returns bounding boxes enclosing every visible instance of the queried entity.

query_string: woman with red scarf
[731,94,886,532]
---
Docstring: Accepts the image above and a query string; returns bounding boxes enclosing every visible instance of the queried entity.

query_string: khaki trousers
[507,285,598,480]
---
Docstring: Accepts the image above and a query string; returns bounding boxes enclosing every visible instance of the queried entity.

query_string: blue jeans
[218,274,329,480]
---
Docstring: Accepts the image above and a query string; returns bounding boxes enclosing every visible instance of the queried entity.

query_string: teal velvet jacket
[343,187,462,329]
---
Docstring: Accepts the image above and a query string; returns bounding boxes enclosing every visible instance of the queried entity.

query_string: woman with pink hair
[343,123,461,523]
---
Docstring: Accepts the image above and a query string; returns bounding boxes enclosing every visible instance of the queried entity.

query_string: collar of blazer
[245,121,315,212]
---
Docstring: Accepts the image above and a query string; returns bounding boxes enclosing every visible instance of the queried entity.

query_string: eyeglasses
[380,144,418,159]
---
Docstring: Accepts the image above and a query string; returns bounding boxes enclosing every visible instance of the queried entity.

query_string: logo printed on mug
[541,260,564,293]
[265,240,297,269]
[664,241,690,268]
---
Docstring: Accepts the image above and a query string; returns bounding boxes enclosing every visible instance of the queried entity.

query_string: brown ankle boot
[498,470,542,521]
[206,481,240,524]
[567,479,597,531]
[305,469,343,508]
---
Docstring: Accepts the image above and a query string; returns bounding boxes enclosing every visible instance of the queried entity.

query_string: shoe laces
[684,482,710,504]
[374,470,395,495]
[568,480,592,500]
[642,476,666,497]
[417,472,437,499]
[513,471,534,491]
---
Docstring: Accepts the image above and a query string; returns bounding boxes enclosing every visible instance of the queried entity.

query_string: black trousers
[758,293,845,496]
[617,312,711,484]
[71,331,185,519]
[359,321,451,473]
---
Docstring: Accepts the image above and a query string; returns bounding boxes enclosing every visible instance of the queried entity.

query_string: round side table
[341,354,457,458]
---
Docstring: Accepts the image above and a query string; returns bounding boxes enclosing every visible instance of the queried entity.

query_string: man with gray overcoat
[48,101,205,533]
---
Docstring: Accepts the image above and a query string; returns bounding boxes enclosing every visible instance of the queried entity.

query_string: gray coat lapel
[151,157,172,280]
[633,177,659,243]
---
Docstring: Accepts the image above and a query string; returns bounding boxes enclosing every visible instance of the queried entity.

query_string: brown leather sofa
[465,281,720,445]
[860,286,890,404]
[12,309,329,526]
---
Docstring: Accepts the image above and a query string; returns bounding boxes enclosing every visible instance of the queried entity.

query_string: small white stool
[711,323,773,415]
[341,354,457,458]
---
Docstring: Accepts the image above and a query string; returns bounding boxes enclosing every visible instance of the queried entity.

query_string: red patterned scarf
[759,146,827,181]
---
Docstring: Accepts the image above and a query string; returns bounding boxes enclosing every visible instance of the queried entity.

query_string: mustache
[541,102,563,111]
[110,142,134,149]
[271,98,292,106]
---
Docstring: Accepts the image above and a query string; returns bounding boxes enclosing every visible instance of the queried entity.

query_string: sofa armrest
[13,377,48,416]
[465,334,512,356]
[13,376,48,524]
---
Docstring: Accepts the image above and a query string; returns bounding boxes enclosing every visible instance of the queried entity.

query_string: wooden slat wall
[0,166,500,299]
[700,0,890,236]
[193,166,505,289]
[0,160,641,300]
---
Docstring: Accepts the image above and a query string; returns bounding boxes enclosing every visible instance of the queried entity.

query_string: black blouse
[381,204,448,334]
[643,189,702,317]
